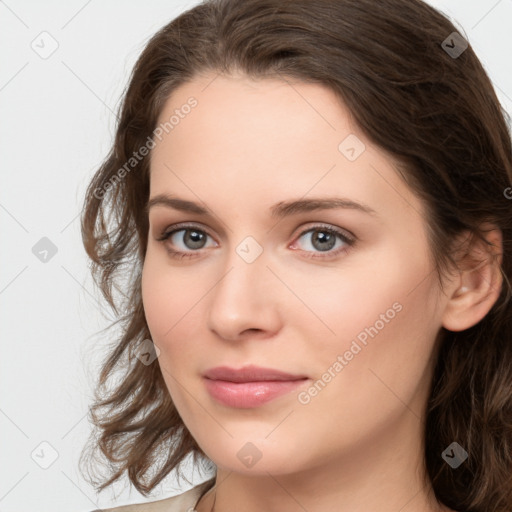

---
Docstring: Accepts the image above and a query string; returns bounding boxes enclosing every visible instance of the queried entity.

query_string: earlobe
[441,227,503,332]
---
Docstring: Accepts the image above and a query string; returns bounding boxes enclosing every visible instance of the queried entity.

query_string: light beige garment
[90,479,215,512]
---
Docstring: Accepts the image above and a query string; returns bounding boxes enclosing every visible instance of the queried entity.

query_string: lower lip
[203,378,308,408]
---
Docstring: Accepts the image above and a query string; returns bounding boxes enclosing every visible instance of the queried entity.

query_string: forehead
[149,72,424,225]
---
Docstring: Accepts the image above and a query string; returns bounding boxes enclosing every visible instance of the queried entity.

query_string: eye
[290,224,355,259]
[156,222,356,261]
[156,223,217,260]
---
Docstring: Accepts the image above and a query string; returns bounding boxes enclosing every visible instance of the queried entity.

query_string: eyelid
[291,221,355,243]
[156,222,217,243]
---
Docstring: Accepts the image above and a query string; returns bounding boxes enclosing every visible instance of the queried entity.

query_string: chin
[198,437,307,476]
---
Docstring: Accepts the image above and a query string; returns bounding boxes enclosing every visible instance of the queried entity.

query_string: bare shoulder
[89,480,215,512]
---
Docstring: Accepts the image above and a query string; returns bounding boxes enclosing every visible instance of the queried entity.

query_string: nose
[206,248,282,342]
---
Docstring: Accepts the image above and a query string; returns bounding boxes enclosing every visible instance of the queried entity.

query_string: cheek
[141,260,173,340]
[141,258,202,409]
[142,250,191,333]
[272,250,409,351]
[288,241,438,372]
[141,254,209,364]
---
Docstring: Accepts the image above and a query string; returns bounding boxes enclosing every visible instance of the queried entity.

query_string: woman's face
[142,72,450,476]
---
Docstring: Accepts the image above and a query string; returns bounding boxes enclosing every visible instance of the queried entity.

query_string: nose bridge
[206,236,279,339]
[213,238,267,311]
[217,233,268,296]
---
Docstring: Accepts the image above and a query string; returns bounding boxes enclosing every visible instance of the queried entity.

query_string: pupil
[313,231,335,251]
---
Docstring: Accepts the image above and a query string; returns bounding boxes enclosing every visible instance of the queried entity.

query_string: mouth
[202,364,308,382]
[202,365,309,408]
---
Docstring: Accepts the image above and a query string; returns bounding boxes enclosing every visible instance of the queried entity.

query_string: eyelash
[156,222,356,261]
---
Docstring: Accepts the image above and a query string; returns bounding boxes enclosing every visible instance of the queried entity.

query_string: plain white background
[1,1,511,511]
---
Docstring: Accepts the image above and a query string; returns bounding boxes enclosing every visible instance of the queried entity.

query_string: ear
[441,224,503,332]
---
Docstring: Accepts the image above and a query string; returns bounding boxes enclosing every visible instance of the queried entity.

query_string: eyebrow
[146,194,378,218]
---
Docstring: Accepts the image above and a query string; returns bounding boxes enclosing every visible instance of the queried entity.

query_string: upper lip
[203,365,308,383]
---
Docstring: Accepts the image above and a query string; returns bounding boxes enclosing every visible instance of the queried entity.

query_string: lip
[203,365,309,408]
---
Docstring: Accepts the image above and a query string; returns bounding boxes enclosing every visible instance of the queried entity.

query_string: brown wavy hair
[79,0,512,509]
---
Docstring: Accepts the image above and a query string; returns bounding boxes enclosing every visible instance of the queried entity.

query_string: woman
[80,0,512,511]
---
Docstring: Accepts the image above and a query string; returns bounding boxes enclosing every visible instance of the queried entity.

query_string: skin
[141,71,502,512]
